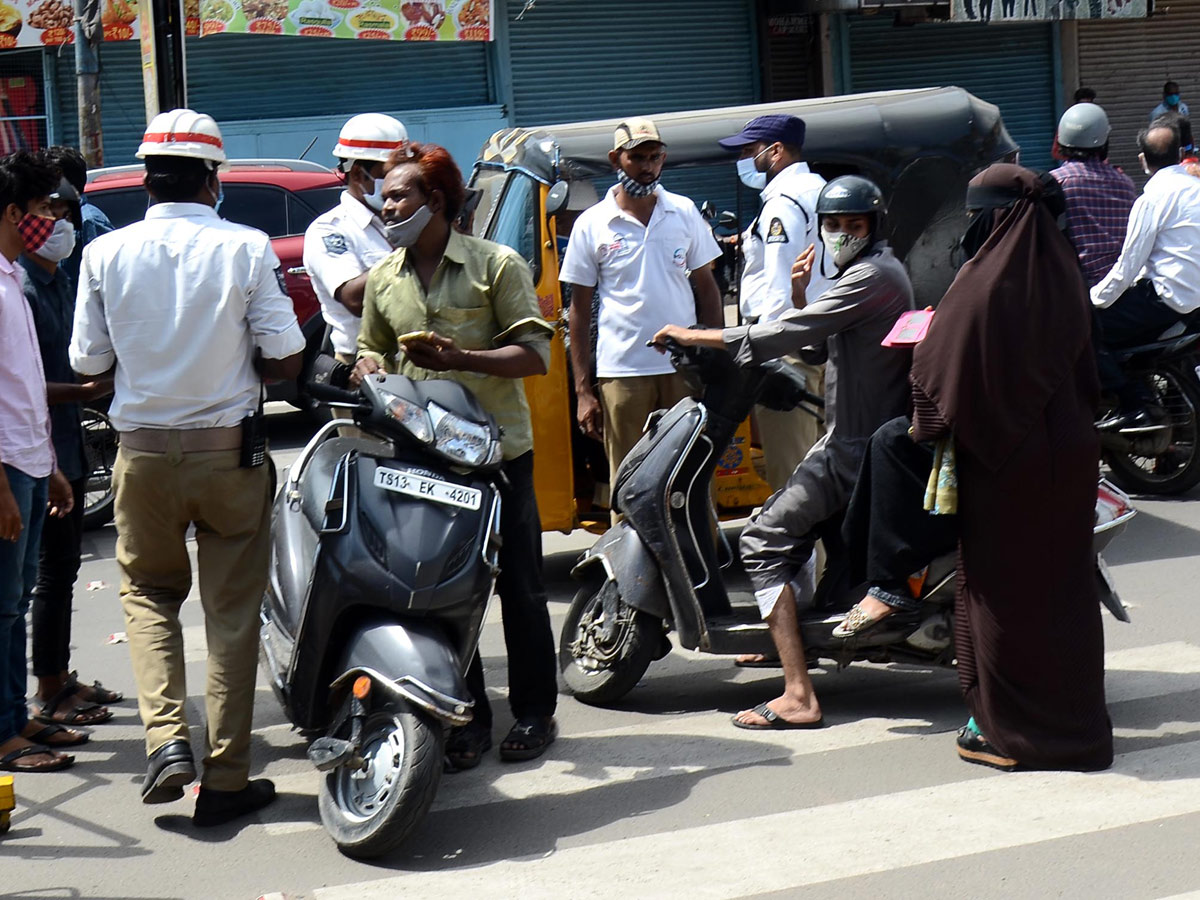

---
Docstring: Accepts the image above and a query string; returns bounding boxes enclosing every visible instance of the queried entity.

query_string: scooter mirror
[546,181,571,217]
[718,210,737,227]
[700,200,716,220]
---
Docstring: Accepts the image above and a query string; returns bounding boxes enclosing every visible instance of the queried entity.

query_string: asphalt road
[5,407,1200,900]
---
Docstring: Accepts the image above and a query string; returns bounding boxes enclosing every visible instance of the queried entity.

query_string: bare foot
[858,594,894,620]
[0,736,74,771]
[732,694,822,727]
[22,720,87,747]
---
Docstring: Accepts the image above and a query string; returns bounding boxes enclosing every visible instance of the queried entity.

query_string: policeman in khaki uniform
[719,114,830,491]
[70,110,306,826]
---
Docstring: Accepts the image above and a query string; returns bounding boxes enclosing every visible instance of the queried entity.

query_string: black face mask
[954,209,1000,269]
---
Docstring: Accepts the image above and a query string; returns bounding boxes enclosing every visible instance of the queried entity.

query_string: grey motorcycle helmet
[815,174,886,217]
[1057,102,1111,149]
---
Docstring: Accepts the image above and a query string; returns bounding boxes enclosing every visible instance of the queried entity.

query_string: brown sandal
[29,684,113,726]
[0,745,75,772]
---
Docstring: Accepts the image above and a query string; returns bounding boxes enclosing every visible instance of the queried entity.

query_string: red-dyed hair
[385,141,466,222]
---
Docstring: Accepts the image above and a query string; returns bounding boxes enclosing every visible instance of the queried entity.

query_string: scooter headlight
[379,390,433,444]
[427,401,497,467]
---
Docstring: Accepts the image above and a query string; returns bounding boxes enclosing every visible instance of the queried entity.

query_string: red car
[85,158,344,403]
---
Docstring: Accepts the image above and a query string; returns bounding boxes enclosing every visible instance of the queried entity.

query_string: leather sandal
[0,745,74,772]
[499,717,557,762]
[29,684,112,726]
[67,671,124,704]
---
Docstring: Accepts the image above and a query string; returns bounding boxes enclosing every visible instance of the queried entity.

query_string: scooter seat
[1158,321,1187,340]
[299,437,381,531]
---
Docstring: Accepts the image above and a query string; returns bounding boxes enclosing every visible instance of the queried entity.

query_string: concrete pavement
[4,410,1200,899]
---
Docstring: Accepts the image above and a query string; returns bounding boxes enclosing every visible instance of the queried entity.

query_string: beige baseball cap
[613,117,664,152]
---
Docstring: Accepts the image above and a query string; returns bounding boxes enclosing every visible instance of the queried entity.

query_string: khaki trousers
[114,443,271,791]
[598,371,693,492]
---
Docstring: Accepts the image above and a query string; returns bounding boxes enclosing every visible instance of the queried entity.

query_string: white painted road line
[312,740,1200,899]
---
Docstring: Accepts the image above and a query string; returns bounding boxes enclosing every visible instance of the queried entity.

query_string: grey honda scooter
[260,373,503,858]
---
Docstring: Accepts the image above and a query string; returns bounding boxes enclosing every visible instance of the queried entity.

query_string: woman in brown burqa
[910,163,1113,771]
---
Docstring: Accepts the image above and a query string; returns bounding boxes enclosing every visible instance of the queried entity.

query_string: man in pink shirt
[0,150,77,774]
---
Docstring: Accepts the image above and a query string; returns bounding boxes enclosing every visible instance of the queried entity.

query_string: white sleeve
[685,203,722,270]
[69,243,115,376]
[303,221,368,304]
[247,241,306,359]
[758,196,813,322]
[1091,193,1160,308]
[560,216,600,287]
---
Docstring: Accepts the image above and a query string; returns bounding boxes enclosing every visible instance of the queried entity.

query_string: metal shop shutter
[506,0,759,125]
[1078,0,1200,181]
[506,0,759,221]
[56,35,490,166]
[846,13,1057,171]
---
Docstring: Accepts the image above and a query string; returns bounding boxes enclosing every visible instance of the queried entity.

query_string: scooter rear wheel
[559,580,663,706]
[317,702,444,859]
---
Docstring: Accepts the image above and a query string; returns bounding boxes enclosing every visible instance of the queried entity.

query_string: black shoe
[142,739,197,804]
[1098,407,1168,433]
[956,726,1019,771]
[192,779,276,828]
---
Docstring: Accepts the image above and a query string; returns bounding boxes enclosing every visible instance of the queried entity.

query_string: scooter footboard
[330,620,474,727]
[572,521,671,621]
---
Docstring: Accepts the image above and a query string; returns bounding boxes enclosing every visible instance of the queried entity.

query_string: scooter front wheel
[559,580,663,706]
[317,702,444,859]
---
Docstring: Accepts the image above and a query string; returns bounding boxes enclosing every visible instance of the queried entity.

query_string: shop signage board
[0,0,494,47]
[950,0,1148,22]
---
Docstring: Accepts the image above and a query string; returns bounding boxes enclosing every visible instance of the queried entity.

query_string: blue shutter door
[506,0,759,223]
[846,14,1057,171]
[506,0,759,126]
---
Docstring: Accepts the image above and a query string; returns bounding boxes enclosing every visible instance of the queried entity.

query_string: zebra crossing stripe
[310,740,1200,899]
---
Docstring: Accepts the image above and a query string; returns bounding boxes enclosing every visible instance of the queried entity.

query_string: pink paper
[882,308,934,347]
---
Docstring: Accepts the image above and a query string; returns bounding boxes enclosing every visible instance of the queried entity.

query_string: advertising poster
[0,0,493,46]
[950,0,1148,23]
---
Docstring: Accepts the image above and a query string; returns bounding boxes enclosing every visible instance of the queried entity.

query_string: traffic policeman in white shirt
[1092,120,1200,432]
[562,117,723,504]
[70,109,306,826]
[303,113,408,368]
[719,114,831,491]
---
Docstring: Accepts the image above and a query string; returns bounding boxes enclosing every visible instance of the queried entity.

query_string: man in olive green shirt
[353,142,558,766]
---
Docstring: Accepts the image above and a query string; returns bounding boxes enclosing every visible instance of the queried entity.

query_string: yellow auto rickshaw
[466,87,1018,533]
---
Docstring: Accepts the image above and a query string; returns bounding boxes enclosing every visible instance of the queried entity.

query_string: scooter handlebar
[305,381,363,407]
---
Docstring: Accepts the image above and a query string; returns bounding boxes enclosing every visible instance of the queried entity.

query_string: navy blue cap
[718,114,806,150]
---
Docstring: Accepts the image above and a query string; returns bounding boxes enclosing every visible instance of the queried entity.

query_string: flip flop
[733,654,783,669]
[24,721,90,747]
[731,702,825,731]
[0,745,75,772]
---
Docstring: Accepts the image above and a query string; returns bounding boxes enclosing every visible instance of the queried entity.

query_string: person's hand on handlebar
[349,356,380,388]
[649,323,727,351]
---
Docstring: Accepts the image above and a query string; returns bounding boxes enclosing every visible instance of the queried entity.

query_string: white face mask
[361,171,385,212]
[821,230,870,269]
[34,219,76,263]
[384,204,434,248]
[736,146,771,191]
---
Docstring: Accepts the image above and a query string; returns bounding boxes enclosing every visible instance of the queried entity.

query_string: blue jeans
[0,465,47,743]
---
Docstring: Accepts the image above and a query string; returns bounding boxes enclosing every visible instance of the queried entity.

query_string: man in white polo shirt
[563,117,723,498]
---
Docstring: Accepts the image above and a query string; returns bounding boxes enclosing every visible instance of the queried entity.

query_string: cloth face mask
[822,230,870,268]
[385,204,434,248]
[34,218,76,262]
[617,169,658,198]
[362,173,386,212]
[17,212,55,254]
